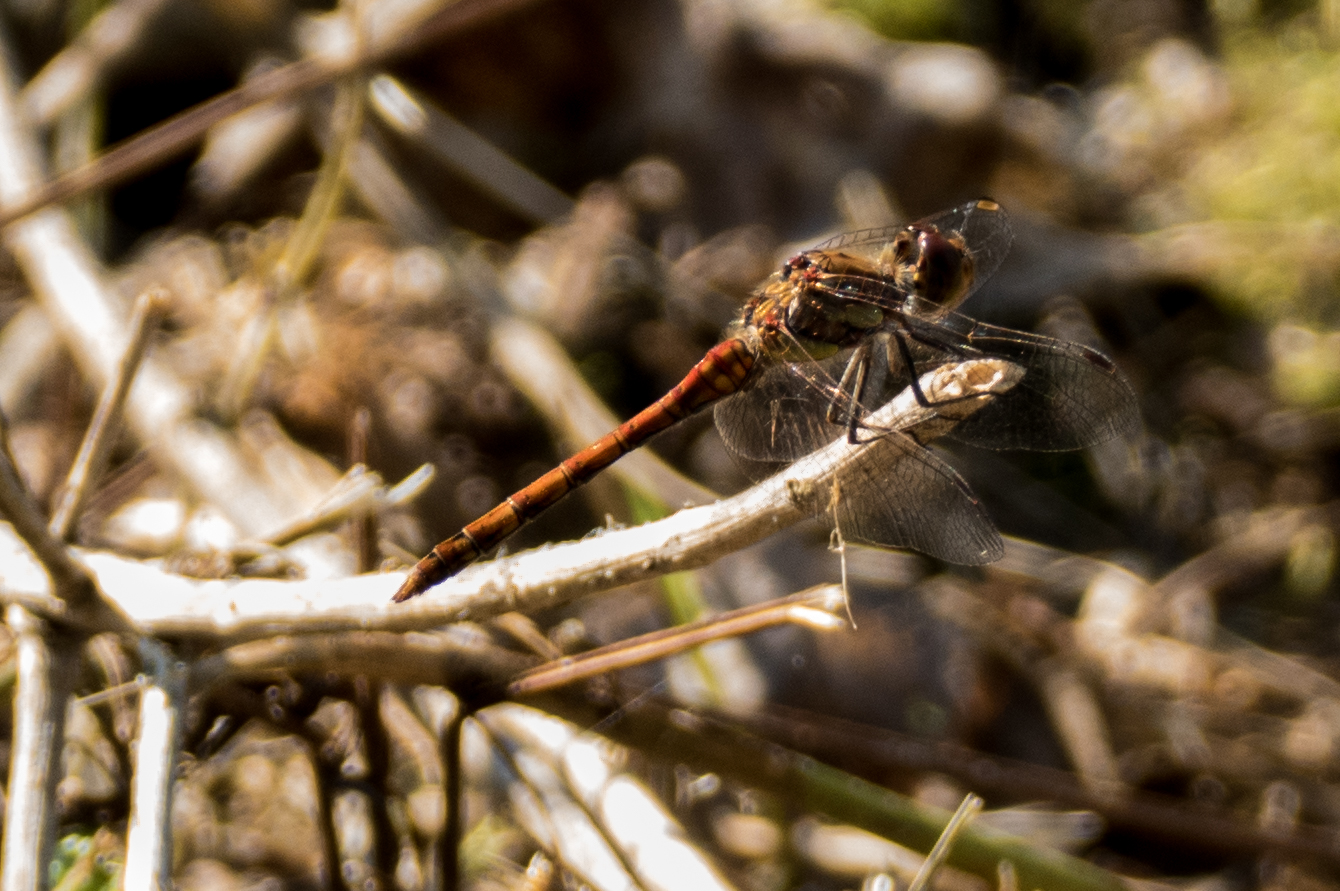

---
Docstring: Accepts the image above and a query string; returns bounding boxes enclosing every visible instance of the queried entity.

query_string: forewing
[811,199,1013,299]
[946,336,1139,450]
[819,433,1004,564]
[902,315,1140,450]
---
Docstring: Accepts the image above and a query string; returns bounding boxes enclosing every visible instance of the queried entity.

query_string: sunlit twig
[49,287,164,542]
[508,585,846,696]
[121,640,185,891]
[0,357,1020,638]
[907,793,983,891]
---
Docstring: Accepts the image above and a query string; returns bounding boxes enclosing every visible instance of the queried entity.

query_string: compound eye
[914,230,970,306]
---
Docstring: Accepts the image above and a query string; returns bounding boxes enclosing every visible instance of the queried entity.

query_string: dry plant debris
[0,1,1338,890]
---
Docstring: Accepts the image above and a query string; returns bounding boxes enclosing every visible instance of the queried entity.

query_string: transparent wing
[713,350,865,462]
[715,351,1006,564]
[811,198,1013,299]
[898,313,1140,451]
[776,279,1139,452]
[803,432,1005,564]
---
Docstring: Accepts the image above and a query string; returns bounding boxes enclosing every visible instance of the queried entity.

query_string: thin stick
[906,793,984,891]
[0,607,80,891]
[508,586,846,696]
[49,287,163,541]
[369,75,574,225]
[348,408,377,574]
[75,675,146,708]
[121,640,186,891]
[0,0,550,230]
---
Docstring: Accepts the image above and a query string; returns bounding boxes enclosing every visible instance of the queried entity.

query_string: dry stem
[2,358,1020,638]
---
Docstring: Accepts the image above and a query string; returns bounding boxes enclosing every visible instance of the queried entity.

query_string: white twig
[121,640,186,891]
[2,358,1020,639]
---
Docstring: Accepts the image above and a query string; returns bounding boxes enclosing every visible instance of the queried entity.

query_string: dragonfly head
[905,226,975,311]
[779,253,810,279]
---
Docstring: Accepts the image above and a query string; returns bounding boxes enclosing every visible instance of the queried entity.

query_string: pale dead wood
[2,359,1021,639]
[121,640,186,891]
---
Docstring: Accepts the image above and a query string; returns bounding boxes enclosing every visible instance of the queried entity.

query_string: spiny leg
[891,324,982,411]
[827,339,873,444]
[891,326,932,407]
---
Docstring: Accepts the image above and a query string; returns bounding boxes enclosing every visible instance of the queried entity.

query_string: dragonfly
[392,199,1138,602]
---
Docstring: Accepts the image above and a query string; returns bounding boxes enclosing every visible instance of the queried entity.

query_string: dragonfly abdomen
[392,337,756,601]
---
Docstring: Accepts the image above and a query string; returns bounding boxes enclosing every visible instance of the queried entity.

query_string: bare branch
[1,358,1020,638]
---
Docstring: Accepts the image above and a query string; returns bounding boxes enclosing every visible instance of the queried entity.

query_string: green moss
[830,0,966,42]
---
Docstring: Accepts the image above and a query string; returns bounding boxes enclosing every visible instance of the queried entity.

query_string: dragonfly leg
[892,326,983,411]
[827,340,872,444]
[891,327,933,408]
